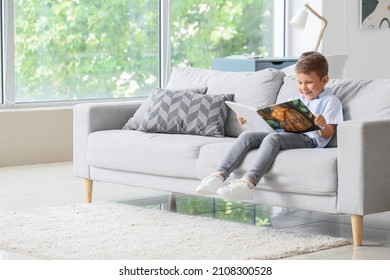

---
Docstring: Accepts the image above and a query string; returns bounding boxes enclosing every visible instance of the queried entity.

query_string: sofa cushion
[166,67,286,137]
[196,142,338,196]
[259,148,338,196]
[138,89,233,137]
[87,130,235,178]
[123,87,207,130]
[275,76,300,104]
[328,79,390,121]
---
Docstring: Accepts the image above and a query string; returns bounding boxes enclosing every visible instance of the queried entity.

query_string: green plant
[14,0,273,101]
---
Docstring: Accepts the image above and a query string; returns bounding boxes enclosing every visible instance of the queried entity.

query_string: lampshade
[289,7,308,30]
[289,4,328,52]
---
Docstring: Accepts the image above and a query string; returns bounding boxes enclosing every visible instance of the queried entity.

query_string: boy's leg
[217,133,315,200]
[216,131,270,179]
[245,133,315,184]
[196,131,269,195]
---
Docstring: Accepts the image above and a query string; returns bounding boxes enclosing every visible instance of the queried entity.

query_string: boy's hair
[295,51,328,78]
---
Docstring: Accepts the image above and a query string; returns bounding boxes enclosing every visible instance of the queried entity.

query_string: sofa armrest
[73,100,143,178]
[337,118,390,215]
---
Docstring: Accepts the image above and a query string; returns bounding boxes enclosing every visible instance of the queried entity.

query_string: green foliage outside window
[170,0,273,68]
[15,0,159,101]
[14,0,273,102]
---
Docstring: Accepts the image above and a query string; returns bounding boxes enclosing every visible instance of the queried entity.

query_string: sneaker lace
[202,173,220,184]
[228,180,247,191]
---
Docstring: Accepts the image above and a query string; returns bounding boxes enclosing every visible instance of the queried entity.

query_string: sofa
[73,67,390,246]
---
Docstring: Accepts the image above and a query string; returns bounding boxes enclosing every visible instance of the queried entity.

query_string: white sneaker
[196,173,225,195]
[217,179,254,200]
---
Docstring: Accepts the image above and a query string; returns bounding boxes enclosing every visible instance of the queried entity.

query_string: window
[2,0,286,106]
[170,0,285,69]
[14,0,159,102]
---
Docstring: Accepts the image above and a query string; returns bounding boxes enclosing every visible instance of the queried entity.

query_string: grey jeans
[216,131,316,184]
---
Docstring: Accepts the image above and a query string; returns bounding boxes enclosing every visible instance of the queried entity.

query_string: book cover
[226,99,321,133]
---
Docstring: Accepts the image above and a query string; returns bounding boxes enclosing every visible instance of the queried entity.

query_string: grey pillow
[138,89,233,137]
[123,87,207,130]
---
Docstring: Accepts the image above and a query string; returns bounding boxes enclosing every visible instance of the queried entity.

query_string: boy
[196,51,343,200]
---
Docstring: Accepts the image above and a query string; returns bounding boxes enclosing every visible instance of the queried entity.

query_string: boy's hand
[314,114,327,128]
[315,114,336,139]
[237,115,247,125]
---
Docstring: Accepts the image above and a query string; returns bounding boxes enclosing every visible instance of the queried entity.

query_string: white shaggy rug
[0,201,349,260]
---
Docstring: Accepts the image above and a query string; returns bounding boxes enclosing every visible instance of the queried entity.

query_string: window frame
[1,0,287,109]
[2,0,15,108]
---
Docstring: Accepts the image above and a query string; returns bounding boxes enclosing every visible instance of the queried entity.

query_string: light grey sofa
[73,67,390,246]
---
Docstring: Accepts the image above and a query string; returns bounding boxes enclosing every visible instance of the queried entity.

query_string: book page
[225,101,274,132]
[257,99,320,133]
[226,99,320,133]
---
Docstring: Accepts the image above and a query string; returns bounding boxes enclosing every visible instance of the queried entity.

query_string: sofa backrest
[278,76,390,121]
[328,79,390,121]
[166,67,286,137]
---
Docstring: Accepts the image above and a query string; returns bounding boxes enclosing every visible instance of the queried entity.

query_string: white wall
[323,0,390,79]
[288,0,390,79]
[0,108,73,167]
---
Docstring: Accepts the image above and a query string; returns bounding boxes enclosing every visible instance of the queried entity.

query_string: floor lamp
[289,4,328,52]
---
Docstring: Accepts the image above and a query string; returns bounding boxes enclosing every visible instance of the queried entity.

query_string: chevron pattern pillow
[123,87,208,130]
[138,89,233,137]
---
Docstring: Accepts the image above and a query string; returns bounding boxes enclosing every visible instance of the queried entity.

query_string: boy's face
[296,71,329,100]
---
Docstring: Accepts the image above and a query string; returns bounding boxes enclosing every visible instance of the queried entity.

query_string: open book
[226,99,321,133]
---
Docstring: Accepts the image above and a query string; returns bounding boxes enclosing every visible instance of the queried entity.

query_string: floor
[0,161,390,260]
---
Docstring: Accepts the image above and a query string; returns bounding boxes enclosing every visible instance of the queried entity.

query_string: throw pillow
[122,87,207,130]
[138,89,233,137]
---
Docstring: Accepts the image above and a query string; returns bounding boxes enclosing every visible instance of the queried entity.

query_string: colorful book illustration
[225,99,321,133]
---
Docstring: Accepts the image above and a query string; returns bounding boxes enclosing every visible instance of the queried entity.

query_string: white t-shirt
[291,87,344,148]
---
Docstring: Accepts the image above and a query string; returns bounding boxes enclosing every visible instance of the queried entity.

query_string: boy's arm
[315,114,336,139]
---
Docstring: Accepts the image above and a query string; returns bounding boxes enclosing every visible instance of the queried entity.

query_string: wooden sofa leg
[351,215,363,246]
[84,178,93,203]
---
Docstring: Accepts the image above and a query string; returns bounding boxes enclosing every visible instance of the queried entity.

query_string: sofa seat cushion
[259,148,338,195]
[87,130,235,178]
[196,143,338,196]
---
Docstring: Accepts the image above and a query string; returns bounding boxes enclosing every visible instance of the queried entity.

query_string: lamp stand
[304,4,328,52]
